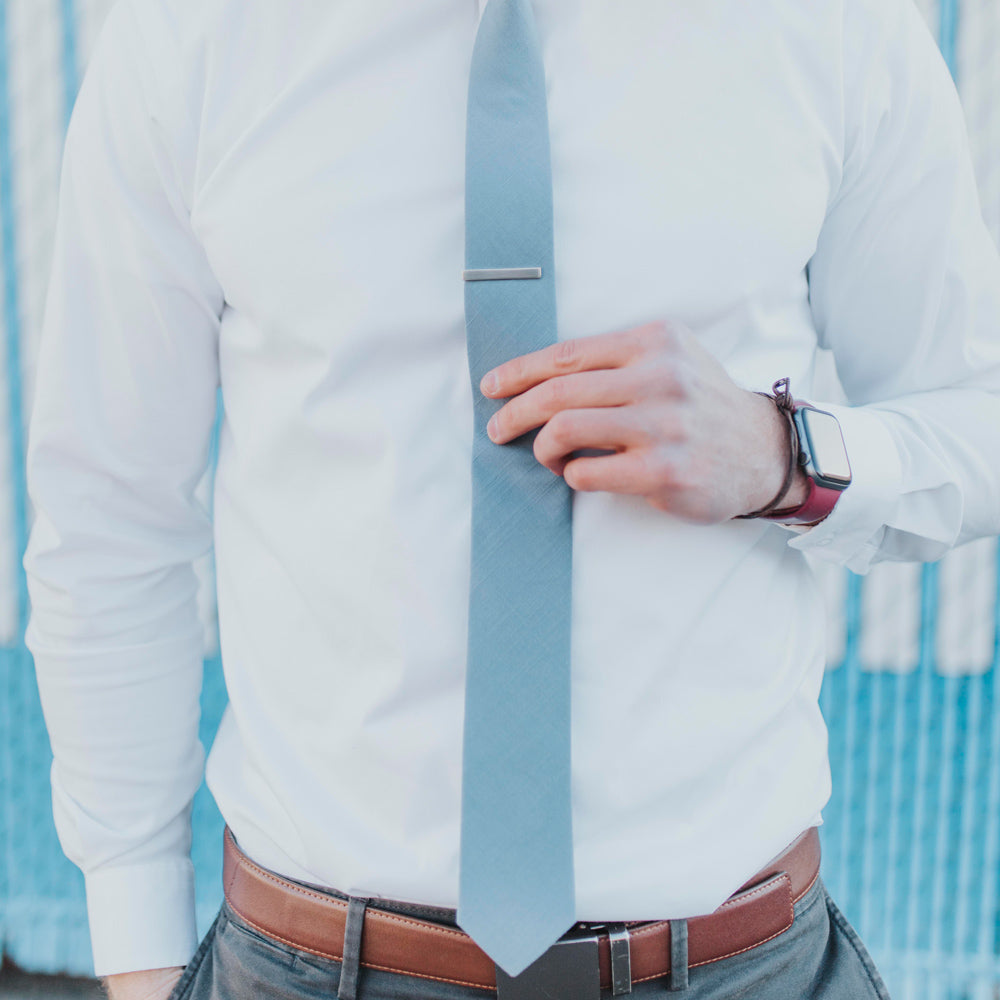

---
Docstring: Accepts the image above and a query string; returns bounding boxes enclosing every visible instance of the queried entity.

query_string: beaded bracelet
[735,377,800,520]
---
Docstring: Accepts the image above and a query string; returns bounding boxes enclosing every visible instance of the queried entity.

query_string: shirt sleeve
[22,0,222,977]
[784,0,1000,574]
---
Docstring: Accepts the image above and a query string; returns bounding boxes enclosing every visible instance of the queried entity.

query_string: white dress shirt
[23,0,1000,978]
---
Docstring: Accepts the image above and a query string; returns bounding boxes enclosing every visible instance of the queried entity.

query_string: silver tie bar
[463,267,542,281]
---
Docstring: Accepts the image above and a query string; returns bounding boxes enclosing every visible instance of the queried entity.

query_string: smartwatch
[763,401,852,525]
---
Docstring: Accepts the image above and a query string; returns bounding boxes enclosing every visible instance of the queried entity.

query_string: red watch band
[761,476,843,525]
[761,398,847,526]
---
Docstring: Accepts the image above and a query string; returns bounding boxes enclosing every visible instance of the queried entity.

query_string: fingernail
[487,415,499,441]
[481,372,498,395]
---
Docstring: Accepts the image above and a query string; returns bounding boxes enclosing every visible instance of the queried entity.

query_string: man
[22,0,1000,997]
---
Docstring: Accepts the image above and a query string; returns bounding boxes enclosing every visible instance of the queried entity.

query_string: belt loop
[608,924,632,996]
[337,895,369,1000]
[668,919,689,992]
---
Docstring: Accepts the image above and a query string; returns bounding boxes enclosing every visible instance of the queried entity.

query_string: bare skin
[481,318,809,520]
[102,967,184,1000]
[102,320,807,1000]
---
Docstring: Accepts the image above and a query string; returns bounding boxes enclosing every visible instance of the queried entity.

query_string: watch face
[800,408,852,487]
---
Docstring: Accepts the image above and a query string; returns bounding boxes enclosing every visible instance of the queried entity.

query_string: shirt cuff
[86,858,198,978]
[781,400,903,574]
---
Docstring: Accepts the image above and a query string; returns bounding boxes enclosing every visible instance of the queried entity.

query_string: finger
[481,321,674,399]
[488,367,652,444]
[562,450,661,495]
[532,408,651,475]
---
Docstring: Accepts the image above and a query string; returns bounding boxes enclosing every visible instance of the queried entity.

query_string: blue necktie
[458,0,576,979]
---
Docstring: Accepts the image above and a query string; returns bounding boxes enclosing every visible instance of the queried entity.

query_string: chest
[189,0,843,357]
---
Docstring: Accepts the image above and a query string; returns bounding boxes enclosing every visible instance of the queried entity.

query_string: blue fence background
[0,0,998,996]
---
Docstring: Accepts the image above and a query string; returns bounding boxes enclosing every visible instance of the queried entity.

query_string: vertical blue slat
[938,0,960,82]
[834,572,863,915]
[978,544,1000,959]
[930,668,960,959]
[934,8,960,995]
[955,664,985,958]
[883,662,910,954]
[0,0,20,948]
[1,0,29,652]
[859,662,885,940]
[59,0,79,129]
[904,564,940,959]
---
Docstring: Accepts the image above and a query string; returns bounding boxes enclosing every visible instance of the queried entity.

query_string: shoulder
[88,0,237,102]
[67,0,234,210]
[837,0,952,138]
[105,0,230,50]
[840,0,942,78]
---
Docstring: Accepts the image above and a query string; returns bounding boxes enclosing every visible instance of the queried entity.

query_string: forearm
[792,0,1000,570]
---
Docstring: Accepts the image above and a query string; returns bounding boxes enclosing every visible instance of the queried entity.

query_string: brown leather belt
[222,825,820,992]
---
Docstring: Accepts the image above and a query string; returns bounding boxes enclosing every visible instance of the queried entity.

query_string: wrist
[736,378,851,524]
[783,462,810,510]
[765,397,853,525]
[739,386,799,516]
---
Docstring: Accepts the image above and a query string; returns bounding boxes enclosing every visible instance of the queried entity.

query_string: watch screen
[802,409,852,485]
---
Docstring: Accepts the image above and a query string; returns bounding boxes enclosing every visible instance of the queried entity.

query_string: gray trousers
[166,877,891,1000]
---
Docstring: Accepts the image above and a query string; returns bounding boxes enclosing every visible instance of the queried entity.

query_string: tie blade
[458,781,576,978]
[465,0,554,278]
[460,0,576,980]
[458,893,576,978]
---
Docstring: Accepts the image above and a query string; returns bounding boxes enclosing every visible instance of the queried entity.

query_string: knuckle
[552,338,578,370]
[673,360,696,401]
[674,402,695,441]
[507,356,527,385]
[642,321,675,351]
[662,319,687,344]
[632,411,657,447]
[628,325,657,355]
[643,363,680,399]
[635,403,674,448]
[648,319,689,356]
[544,376,569,411]
[652,401,691,442]
[546,409,576,445]
[644,447,677,490]
[533,421,562,465]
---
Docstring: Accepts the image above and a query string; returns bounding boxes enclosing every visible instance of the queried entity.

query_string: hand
[480,319,809,524]
[102,966,185,1000]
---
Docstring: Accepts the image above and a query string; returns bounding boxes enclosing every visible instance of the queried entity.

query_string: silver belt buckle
[495,922,632,1000]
